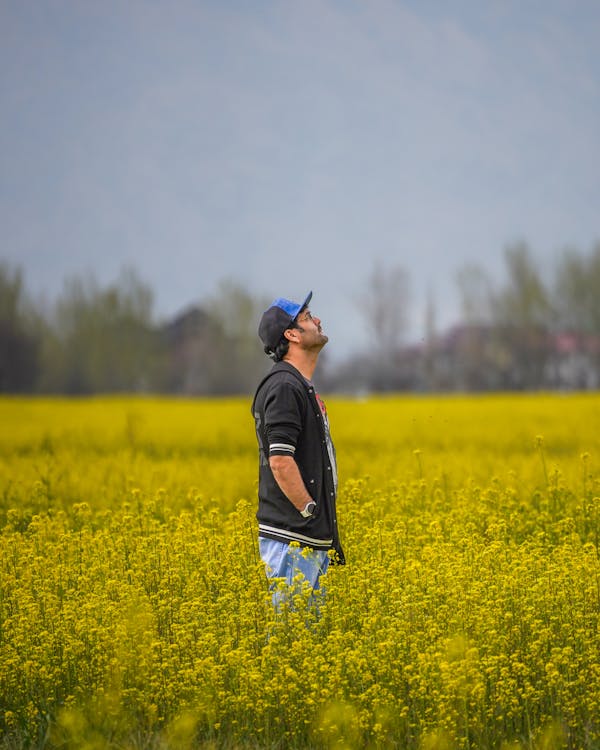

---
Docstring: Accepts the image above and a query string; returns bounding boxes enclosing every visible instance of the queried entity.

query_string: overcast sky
[2,1,599,360]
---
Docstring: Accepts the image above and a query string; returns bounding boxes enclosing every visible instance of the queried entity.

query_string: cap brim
[292,291,313,322]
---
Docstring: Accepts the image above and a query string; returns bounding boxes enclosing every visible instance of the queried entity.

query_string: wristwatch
[300,501,317,518]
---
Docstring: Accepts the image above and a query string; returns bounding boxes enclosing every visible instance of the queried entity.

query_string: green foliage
[201,279,271,394]
[0,262,40,392]
[38,267,159,393]
[554,244,600,334]
[3,240,600,394]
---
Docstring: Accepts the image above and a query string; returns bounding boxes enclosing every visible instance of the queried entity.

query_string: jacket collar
[251,360,312,413]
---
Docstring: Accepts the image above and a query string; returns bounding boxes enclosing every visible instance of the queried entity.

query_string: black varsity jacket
[251,361,345,564]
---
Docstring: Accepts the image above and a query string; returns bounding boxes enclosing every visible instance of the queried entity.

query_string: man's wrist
[300,500,317,518]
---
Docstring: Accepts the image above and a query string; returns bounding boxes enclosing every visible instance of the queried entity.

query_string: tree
[0,262,40,392]
[205,279,271,394]
[358,260,411,390]
[40,268,159,393]
[552,242,600,386]
[493,243,552,389]
[554,242,600,334]
[452,263,499,389]
[456,263,495,325]
[361,261,410,354]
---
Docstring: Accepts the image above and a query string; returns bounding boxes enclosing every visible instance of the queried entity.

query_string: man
[251,291,345,607]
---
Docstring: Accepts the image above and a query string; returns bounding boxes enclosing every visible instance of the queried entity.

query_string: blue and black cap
[258,291,312,356]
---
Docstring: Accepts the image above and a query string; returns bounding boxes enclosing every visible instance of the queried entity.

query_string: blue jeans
[259,537,329,608]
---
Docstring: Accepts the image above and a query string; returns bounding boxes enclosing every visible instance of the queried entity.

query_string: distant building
[327,324,600,394]
[545,332,600,390]
[161,306,220,394]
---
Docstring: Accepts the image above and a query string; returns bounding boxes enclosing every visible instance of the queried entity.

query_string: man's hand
[269,455,314,514]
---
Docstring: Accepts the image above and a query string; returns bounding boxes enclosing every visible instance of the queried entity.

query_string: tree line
[0,266,271,395]
[347,241,600,392]
[452,241,600,390]
[1,240,600,395]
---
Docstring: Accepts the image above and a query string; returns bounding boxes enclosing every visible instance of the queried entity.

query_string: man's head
[259,291,328,361]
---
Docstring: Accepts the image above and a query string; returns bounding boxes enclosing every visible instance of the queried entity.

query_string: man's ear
[284,328,299,343]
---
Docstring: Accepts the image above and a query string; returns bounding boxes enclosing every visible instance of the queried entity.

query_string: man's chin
[308,332,328,353]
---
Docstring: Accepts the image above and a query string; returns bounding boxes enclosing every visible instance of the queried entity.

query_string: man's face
[292,308,329,351]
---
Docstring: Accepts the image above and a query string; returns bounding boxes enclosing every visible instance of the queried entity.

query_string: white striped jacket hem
[258,523,333,548]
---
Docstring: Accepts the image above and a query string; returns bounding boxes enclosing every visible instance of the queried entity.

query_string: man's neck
[283,351,319,381]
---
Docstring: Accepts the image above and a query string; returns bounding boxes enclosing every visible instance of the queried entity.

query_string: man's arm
[269,455,313,513]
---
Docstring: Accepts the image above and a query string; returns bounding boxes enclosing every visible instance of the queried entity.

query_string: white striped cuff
[269,442,296,455]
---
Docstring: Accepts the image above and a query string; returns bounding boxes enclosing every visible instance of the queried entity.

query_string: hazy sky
[2,1,599,359]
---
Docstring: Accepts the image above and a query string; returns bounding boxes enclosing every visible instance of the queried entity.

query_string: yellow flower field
[1,394,600,749]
